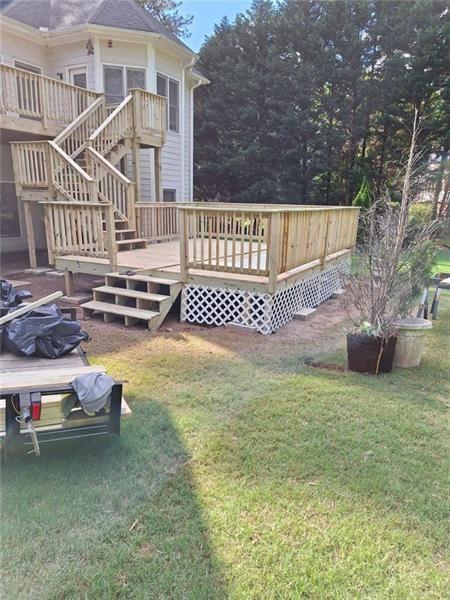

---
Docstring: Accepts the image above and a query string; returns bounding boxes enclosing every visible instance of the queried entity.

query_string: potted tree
[344,111,437,374]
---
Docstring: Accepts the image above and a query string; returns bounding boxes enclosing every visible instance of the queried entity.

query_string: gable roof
[1,0,193,54]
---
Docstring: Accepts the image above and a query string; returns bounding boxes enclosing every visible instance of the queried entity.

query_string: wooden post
[23,200,37,269]
[267,211,281,294]
[179,208,189,282]
[64,270,75,297]
[105,203,118,272]
[128,183,137,230]
[154,147,163,203]
[44,206,55,265]
[39,78,48,129]
[131,139,141,204]
[321,210,332,267]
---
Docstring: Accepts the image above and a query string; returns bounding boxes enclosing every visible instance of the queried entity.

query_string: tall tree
[137,0,193,38]
[194,0,449,205]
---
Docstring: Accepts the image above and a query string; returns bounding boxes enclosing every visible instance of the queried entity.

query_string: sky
[179,0,252,52]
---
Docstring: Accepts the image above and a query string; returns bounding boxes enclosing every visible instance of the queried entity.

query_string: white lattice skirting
[181,257,350,335]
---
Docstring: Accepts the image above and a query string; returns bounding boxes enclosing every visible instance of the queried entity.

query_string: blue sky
[179,0,252,52]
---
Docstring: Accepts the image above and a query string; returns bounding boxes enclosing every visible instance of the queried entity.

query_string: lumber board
[0,291,63,325]
[0,365,107,394]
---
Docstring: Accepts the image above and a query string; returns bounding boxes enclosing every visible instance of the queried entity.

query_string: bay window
[104,66,146,104]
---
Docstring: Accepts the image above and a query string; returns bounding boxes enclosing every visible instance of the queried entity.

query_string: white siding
[0,30,48,72]
[155,48,183,200]
[48,42,95,90]
[99,39,148,68]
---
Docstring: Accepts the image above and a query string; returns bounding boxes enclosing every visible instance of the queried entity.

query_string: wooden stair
[81,273,182,331]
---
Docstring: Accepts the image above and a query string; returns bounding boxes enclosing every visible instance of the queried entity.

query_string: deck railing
[48,141,97,203]
[89,95,134,156]
[10,141,49,192]
[43,201,117,268]
[131,88,166,142]
[0,63,99,127]
[54,97,106,159]
[179,204,359,290]
[86,147,136,226]
[136,202,181,242]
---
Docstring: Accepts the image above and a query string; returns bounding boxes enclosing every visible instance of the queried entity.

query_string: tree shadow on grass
[1,400,227,599]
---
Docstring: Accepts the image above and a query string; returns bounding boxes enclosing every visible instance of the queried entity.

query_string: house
[0,0,208,258]
[0,0,359,334]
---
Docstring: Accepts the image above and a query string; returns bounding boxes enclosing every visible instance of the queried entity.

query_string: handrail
[54,96,105,158]
[86,146,135,224]
[48,141,94,182]
[86,146,132,184]
[89,95,132,141]
[1,63,99,95]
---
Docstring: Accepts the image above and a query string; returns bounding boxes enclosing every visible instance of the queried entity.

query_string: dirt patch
[2,251,352,361]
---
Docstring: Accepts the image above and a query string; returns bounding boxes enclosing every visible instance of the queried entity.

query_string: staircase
[81,273,181,331]
[13,89,166,261]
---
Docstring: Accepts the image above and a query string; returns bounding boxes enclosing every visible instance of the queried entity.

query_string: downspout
[181,56,196,201]
[190,78,203,201]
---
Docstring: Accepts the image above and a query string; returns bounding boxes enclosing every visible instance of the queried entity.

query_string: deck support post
[179,208,189,282]
[131,139,141,204]
[154,147,163,202]
[23,200,37,269]
[64,270,75,297]
[268,211,281,294]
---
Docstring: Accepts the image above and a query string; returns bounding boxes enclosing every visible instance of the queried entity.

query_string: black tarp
[2,303,88,359]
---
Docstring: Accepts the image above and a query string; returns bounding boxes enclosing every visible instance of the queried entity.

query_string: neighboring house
[0,0,208,256]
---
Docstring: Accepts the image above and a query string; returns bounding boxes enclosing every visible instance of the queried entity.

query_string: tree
[353,176,371,208]
[194,0,450,205]
[137,0,193,38]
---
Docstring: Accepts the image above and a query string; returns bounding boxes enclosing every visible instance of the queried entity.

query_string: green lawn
[433,237,450,274]
[2,297,449,598]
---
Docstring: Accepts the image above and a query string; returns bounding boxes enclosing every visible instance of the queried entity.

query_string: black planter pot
[347,334,397,374]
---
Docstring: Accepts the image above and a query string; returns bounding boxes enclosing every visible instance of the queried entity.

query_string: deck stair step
[81,273,182,331]
[93,286,170,303]
[116,238,147,251]
[115,229,137,240]
[81,300,159,329]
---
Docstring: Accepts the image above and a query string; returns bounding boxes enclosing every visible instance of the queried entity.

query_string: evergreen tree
[194,0,450,204]
[137,0,193,38]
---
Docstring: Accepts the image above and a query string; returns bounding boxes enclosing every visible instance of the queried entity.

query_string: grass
[433,236,450,274]
[1,298,449,598]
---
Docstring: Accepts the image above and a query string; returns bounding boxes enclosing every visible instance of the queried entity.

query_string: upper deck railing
[0,63,100,129]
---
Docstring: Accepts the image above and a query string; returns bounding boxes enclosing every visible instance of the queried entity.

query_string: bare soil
[1,251,351,361]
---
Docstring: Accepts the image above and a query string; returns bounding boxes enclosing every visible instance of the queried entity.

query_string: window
[126,68,145,92]
[104,66,124,104]
[69,67,87,89]
[0,182,21,237]
[157,73,179,133]
[103,66,146,104]
[14,61,41,74]
[163,189,176,202]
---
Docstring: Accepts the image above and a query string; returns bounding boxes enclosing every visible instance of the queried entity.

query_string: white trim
[93,37,102,92]
[14,59,42,73]
[65,63,88,86]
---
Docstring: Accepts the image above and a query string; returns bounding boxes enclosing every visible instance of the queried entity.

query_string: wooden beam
[23,201,37,269]
[268,212,281,294]
[64,270,75,297]
[154,147,163,203]
[0,291,63,326]
[131,139,141,204]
